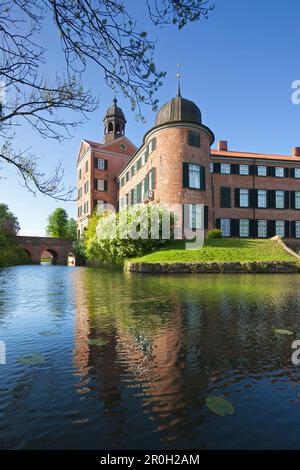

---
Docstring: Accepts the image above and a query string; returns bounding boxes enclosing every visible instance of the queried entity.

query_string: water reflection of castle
[72,268,300,444]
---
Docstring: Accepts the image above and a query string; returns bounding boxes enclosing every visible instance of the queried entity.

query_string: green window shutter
[291,221,296,238]
[94,157,98,168]
[231,219,239,237]
[249,165,255,175]
[249,189,255,208]
[249,220,256,238]
[188,131,200,147]
[200,165,206,190]
[291,191,295,209]
[254,189,259,208]
[214,163,221,173]
[267,167,275,177]
[183,163,189,188]
[104,159,108,170]
[216,218,221,229]
[151,167,156,189]
[267,190,275,208]
[267,220,275,238]
[284,191,290,209]
[220,187,231,208]
[94,178,97,190]
[290,168,295,178]
[284,168,289,178]
[104,180,108,191]
[231,164,239,174]
[234,188,240,208]
[204,206,208,229]
[144,174,149,193]
[285,221,290,238]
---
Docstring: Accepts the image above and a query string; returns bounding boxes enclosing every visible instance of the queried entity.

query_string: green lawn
[131,239,297,264]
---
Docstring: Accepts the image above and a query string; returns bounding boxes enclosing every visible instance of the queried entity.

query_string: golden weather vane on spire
[177,63,182,97]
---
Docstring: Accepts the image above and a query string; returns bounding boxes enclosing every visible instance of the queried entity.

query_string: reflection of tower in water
[72,268,209,443]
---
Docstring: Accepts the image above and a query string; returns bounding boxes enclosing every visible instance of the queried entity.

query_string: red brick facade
[77,94,300,239]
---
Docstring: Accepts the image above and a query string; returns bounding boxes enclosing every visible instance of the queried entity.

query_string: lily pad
[39,331,58,336]
[88,338,108,347]
[205,396,234,416]
[16,353,46,366]
[273,329,294,336]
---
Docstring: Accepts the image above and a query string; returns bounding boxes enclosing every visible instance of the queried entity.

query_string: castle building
[76,98,137,236]
[77,90,300,239]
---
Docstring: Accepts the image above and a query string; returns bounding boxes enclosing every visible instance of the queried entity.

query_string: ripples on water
[1,265,300,449]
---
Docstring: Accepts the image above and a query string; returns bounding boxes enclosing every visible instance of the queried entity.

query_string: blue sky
[1,0,300,235]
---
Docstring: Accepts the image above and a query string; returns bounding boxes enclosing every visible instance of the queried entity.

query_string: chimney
[292,147,300,157]
[217,140,228,152]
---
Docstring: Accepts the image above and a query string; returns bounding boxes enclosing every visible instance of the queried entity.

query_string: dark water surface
[1,265,300,449]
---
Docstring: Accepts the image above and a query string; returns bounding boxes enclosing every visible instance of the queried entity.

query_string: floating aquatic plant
[16,353,46,366]
[205,396,234,416]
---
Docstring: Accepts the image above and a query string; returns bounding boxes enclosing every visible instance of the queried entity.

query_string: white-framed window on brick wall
[296,221,300,238]
[275,190,284,209]
[257,220,267,238]
[275,220,285,237]
[96,179,107,192]
[220,218,230,237]
[258,190,267,208]
[97,158,106,170]
[239,219,249,237]
[240,189,249,207]
[295,191,300,209]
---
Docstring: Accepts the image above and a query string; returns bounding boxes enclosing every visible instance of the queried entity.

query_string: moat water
[1,265,300,449]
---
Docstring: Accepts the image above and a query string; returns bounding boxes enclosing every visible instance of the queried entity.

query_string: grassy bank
[0,241,31,267]
[131,239,296,264]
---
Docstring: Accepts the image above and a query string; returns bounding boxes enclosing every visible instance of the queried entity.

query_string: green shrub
[88,204,175,267]
[207,229,222,239]
[71,238,86,265]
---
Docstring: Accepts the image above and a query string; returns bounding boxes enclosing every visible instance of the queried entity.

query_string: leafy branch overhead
[0,0,213,200]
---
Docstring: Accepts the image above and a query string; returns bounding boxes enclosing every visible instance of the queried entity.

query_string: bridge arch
[16,236,73,266]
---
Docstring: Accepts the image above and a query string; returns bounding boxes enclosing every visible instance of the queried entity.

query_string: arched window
[108,122,113,133]
[116,122,121,133]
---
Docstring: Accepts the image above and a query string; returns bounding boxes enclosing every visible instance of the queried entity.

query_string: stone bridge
[16,236,74,265]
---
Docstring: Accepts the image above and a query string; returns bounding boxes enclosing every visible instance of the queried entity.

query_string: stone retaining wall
[126,261,300,274]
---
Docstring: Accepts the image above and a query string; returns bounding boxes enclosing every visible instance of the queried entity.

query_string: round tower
[143,86,215,230]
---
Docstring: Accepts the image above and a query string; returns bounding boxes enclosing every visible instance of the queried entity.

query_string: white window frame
[239,164,249,175]
[239,219,249,238]
[295,168,300,179]
[295,191,300,209]
[257,189,267,208]
[257,165,267,176]
[220,218,230,237]
[275,190,284,209]
[189,204,202,230]
[97,158,105,171]
[240,189,249,208]
[189,164,201,189]
[257,220,267,238]
[221,163,230,174]
[275,167,284,178]
[296,221,300,238]
[275,220,285,237]
[97,179,105,191]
